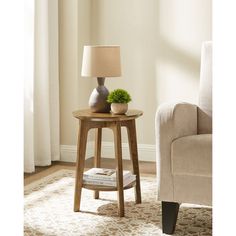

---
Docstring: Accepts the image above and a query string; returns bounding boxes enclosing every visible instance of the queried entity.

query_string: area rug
[24,169,212,236]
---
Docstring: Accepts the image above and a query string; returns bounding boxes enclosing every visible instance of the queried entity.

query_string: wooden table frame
[73,110,142,217]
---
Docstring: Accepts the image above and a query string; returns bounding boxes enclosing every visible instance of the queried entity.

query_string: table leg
[126,119,142,204]
[112,122,125,217]
[74,120,89,212]
[94,128,102,199]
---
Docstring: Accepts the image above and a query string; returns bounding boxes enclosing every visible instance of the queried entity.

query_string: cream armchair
[155,42,212,234]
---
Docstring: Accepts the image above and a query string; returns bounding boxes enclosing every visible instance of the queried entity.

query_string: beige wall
[91,0,212,145]
[156,0,212,104]
[59,0,212,147]
[59,0,91,145]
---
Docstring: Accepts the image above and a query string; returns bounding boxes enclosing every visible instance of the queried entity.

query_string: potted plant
[107,89,132,114]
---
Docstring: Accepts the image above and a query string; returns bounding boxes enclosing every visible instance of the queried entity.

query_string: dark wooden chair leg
[162,201,180,234]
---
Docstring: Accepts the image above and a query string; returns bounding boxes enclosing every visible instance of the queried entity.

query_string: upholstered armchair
[155,42,212,234]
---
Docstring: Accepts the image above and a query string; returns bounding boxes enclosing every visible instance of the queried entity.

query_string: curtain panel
[24,0,60,173]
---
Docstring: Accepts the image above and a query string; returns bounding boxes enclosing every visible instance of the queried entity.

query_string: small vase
[111,103,128,114]
[88,77,110,113]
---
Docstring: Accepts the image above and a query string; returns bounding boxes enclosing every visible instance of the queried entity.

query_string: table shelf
[82,179,136,191]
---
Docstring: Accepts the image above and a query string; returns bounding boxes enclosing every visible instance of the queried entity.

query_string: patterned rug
[24,169,212,236]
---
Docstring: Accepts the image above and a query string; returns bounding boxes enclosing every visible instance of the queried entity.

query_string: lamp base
[88,77,111,113]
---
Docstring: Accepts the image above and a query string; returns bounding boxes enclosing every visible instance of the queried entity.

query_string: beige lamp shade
[81,45,121,77]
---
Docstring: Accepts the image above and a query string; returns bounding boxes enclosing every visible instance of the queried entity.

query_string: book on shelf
[83,174,136,187]
[83,168,132,181]
[83,168,136,187]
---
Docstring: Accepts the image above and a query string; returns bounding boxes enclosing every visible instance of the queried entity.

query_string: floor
[24,157,156,185]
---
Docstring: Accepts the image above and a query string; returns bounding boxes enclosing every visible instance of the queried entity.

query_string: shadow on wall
[155,37,200,106]
[158,38,199,76]
[155,0,212,106]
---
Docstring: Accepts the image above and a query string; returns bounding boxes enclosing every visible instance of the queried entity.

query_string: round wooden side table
[73,109,143,217]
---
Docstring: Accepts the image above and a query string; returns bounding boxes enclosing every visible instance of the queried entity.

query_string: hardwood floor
[24,158,156,186]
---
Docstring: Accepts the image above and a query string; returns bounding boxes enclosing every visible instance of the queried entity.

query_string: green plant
[107,89,132,104]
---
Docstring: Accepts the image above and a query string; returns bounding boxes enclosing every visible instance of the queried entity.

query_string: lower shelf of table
[82,180,136,191]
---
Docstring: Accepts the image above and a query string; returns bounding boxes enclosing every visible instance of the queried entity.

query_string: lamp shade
[81,45,121,77]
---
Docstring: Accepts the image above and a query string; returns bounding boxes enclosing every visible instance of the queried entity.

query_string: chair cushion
[171,134,212,177]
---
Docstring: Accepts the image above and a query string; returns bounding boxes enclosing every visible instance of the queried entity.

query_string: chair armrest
[155,102,197,201]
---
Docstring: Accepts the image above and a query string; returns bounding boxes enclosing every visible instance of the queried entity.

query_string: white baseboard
[60,142,156,163]
[60,143,93,163]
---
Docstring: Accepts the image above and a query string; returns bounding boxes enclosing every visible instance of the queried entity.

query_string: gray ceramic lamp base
[88,77,111,113]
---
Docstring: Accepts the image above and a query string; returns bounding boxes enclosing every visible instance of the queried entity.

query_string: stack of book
[83,168,136,187]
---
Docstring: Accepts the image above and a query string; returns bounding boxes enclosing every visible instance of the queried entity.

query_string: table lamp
[81,45,121,113]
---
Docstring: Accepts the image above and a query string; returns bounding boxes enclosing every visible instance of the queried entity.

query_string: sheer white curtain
[24,0,60,173]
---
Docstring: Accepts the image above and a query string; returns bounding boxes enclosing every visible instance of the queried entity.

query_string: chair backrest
[198,41,212,134]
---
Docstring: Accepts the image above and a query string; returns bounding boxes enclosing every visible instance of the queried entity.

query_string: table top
[73,109,143,121]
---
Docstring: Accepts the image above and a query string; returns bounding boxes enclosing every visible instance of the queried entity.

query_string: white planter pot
[111,103,128,114]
